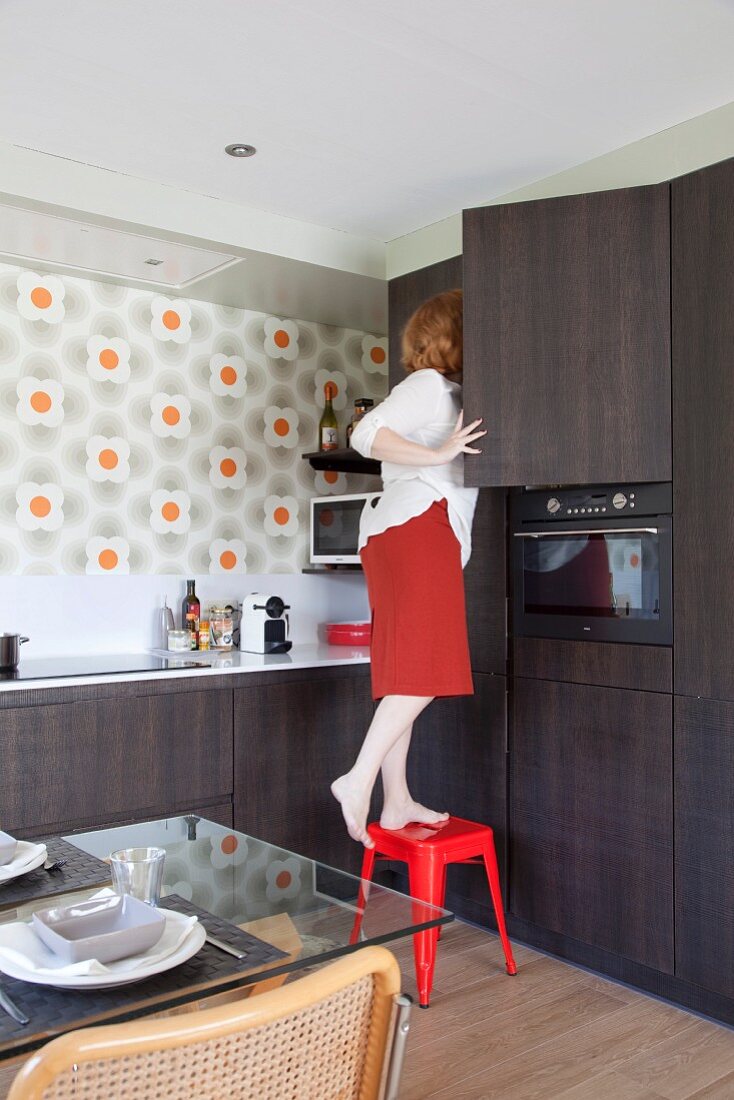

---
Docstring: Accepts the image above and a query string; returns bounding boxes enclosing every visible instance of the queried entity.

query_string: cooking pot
[0,634,29,670]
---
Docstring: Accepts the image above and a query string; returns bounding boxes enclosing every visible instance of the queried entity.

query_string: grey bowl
[32,894,166,964]
[0,831,18,867]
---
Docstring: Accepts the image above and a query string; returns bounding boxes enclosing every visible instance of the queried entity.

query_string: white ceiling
[1,0,734,243]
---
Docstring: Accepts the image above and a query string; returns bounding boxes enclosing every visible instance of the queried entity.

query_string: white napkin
[0,890,198,977]
[0,841,47,884]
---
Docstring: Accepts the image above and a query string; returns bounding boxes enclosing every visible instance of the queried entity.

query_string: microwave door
[311,498,364,563]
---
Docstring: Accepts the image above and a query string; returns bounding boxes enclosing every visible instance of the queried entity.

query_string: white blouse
[350,369,479,567]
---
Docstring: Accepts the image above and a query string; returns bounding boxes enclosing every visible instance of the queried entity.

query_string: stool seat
[354,815,517,1007]
[367,816,494,854]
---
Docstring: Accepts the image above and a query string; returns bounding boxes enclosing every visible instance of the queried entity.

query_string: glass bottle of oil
[182,579,200,650]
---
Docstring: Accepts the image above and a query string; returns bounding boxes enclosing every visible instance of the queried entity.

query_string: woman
[331,289,485,848]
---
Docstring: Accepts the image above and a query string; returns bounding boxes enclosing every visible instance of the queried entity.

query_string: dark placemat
[0,894,290,1054]
[0,837,111,912]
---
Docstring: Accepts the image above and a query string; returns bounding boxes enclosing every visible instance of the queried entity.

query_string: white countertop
[0,643,370,693]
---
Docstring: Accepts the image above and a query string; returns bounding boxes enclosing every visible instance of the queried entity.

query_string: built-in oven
[511,483,672,645]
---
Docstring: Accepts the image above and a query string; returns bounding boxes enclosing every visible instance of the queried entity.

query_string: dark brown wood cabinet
[464,489,506,676]
[388,255,462,389]
[463,184,671,487]
[675,695,734,997]
[673,157,734,701]
[0,689,233,836]
[511,677,673,971]
[406,674,508,911]
[233,671,376,876]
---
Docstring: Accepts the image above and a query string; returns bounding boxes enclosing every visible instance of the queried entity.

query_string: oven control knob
[612,492,627,510]
[546,497,561,514]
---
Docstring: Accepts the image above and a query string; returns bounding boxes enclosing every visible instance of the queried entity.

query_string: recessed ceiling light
[144,258,164,266]
[225,143,257,158]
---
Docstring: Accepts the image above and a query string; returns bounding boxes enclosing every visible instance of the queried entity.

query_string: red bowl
[325,621,371,646]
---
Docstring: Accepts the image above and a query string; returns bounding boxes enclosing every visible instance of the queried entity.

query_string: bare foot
[331,775,375,848]
[380,800,450,831]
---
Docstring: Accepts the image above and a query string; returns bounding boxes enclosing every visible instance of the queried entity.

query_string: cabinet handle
[514,527,658,538]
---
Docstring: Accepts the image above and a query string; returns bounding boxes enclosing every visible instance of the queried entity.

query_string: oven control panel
[513,483,672,523]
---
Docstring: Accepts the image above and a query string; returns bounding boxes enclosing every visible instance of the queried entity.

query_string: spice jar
[346,398,374,447]
[198,620,211,651]
[209,606,234,650]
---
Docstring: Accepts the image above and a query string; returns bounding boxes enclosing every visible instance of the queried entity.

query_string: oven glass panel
[522,531,660,620]
[312,499,364,556]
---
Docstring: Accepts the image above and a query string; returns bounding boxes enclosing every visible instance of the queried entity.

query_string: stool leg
[482,838,517,976]
[408,858,443,1008]
[350,846,377,946]
[437,864,448,941]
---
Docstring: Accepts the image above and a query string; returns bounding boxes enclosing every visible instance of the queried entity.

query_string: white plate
[0,912,206,989]
[0,842,47,885]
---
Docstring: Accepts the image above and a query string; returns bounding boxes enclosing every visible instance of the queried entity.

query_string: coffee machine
[240,593,292,654]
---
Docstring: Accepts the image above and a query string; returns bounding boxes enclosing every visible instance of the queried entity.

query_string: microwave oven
[310,492,382,565]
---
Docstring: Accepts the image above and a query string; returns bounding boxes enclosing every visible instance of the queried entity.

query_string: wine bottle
[182,579,201,650]
[319,382,339,451]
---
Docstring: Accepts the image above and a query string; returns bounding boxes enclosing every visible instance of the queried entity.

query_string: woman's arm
[350,370,485,464]
[370,412,486,467]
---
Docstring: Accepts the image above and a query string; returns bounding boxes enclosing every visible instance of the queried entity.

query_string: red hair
[401,288,463,376]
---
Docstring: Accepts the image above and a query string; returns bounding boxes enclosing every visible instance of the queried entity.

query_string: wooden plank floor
[389,921,734,1099]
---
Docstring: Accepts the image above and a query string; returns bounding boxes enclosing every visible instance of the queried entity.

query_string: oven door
[512,516,672,645]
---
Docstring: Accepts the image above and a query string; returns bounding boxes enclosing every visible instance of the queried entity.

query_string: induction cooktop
[1,653,209,682]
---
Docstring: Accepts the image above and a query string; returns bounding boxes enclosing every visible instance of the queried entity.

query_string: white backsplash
[0,572,369,658]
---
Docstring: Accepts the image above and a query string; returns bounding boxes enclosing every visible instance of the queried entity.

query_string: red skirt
[360,499,474,700]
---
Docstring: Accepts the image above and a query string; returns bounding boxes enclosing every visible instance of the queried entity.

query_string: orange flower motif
[150,296,192,344]
[86,336,131,384]
[263,317,299,361]
[16,273,66,323]
[85,536,130,574]
[264,495,299,538]
[150,393,192,438]
[263,405,299,449]
[209,538,247,573]
[16,378,65,427]
[86,436,130,483]
[15,482,64,531]
[209,354,247,397]
[209,446,247,489]
[149,490,191,534]
[361,335,388,374]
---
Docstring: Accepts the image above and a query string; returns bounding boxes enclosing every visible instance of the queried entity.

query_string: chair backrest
[8,946,406,1100]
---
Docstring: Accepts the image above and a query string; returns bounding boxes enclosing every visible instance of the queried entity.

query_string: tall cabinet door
[675,696,734,997]
[407,674,508,906]
[511,677,673,971]
[673,157,734,701]
[463,184,671,487]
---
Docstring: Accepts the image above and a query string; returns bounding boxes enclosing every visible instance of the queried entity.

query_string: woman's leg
[331,694,433,847]
[379,726,450,831]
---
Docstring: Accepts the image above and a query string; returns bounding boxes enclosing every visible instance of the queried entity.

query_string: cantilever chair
[8,946,411,1100]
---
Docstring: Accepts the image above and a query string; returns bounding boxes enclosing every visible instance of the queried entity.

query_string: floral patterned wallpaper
[0,263,387,575]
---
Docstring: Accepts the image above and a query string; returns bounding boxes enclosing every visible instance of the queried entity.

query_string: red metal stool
[354,816,517,1007]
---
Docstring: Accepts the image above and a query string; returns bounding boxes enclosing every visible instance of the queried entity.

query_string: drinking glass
[110,847,166,906]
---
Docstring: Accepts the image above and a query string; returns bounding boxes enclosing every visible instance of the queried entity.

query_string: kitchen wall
[0,261,386,577]
[0,260,385,655]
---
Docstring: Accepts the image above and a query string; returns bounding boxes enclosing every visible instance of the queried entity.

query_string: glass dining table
[0,815,451,1065]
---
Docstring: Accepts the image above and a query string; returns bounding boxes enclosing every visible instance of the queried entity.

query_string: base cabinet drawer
[511,677,673,971]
